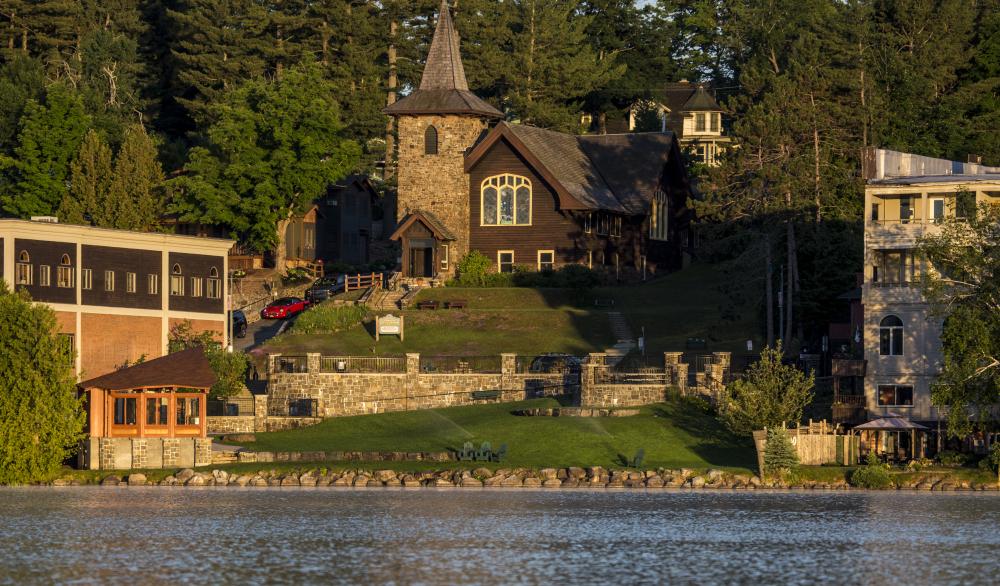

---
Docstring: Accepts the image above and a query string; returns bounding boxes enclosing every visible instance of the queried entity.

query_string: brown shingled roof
[79,347,217,391]
[384,1,502,119]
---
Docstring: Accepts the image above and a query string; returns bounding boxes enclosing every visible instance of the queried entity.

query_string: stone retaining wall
[207,416,256,434]
[80,437,212,470]
[237,450,454,464]
[267,353,572,418]
[580,352,730,408]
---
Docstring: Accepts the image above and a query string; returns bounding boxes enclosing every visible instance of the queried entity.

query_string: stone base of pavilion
[79,437,213,471]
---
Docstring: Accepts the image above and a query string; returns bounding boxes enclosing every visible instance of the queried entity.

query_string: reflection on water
[0,488,998,585]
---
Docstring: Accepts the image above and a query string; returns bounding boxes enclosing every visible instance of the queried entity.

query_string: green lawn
[232,397,757,472]
[263,263,761,358]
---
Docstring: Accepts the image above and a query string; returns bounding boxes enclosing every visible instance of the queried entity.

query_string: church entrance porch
[389,211,457,279]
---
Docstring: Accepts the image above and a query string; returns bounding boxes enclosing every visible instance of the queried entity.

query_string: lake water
[1,488,998,585]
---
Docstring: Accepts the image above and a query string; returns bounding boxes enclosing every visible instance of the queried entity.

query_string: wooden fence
[345,272,384,292]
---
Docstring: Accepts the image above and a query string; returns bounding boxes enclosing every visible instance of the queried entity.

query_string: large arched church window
[481,174,532,226]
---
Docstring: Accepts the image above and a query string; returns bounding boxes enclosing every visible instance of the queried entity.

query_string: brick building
[0,218,233,379]
[386,1,693,280]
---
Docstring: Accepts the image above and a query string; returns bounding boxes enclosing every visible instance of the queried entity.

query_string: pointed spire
[420,0,469,91]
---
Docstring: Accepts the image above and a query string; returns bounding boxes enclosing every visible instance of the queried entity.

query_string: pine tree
[0,282,85,485]
[106,123,165,230]
[0,83,92,218]
[0,55,46,153]
[58,129,114,225]
[763,427,799,475]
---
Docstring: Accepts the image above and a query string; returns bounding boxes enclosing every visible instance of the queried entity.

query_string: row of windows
[496,250,556,273]
[583,212,623,238]
[693,112,721,133]
[13,251,221,299]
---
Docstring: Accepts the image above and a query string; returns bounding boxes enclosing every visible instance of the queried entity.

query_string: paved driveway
[234,316,296,352]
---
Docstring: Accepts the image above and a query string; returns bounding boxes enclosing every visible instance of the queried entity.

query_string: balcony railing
[833,393,866,406]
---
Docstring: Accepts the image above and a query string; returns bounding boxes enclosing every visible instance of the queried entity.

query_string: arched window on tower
[425,125,439,155]
[879,315,903,356]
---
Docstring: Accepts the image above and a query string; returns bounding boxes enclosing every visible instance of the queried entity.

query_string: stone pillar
[253,393,268,432]
[406,353,421,376]
[162,438,180,468]
[268,353,282,375]
[501,353,516,390]
[588,353,607,366]
[664,352,683,390]
[580,363,597,407]
[307,353,321,374]
[99,437,116,470]
[131,439,148,469]
[663,352,683,366]
[675,363,689,392]
[194,438,213,467]
[712,352,732,370]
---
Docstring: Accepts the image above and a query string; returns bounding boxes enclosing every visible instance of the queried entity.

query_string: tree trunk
[598,111,607,135]
[765,234,774,347]
[383,19,398,181]
[784,221,795,345]
[810,92,821,222]
[275,214,293,274]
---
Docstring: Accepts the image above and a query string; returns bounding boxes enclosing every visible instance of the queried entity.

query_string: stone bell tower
[385,0,503,277]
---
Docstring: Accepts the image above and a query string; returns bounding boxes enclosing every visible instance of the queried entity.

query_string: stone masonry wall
[88,437,209,470]
[396,115,489,277]
[267,353,569,418]
[207,416,256,435]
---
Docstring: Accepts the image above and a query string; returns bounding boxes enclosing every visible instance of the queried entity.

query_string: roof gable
[79,347,217,391]
[389,211,457,241]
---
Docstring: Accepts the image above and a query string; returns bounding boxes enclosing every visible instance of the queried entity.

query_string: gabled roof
[682,85,721,111]
[79,347,217,392]
[384,1,502,119]
[465,122,683,215]
[389,210,457,242]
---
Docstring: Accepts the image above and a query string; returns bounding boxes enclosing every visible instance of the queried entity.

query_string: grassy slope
[234,398,757,472]
[264,263,760,357]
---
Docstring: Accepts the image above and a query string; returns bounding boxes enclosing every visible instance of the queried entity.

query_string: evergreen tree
[168,64,361,265]
[763,426,799,475]
[579,0,647,133]
[0,83,92,218]
[58,129,114,225]
[0,282,85,485]
[0,55,46,153]
[106,123,166,230]
[719,343,814,436]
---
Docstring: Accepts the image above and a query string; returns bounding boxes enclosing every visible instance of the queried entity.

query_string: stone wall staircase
[604,311,636,367]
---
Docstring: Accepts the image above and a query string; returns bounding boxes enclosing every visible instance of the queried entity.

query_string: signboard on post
[376,314,404,341]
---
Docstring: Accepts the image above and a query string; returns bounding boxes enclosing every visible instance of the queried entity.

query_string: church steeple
[420,0,469,91]
[384,0,502,119]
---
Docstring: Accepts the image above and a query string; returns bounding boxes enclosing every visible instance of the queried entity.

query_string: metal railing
[320,355,406,374]
[515,355,580,374]
[274,356,309,373]
[596,368,669,385]
[207,397,255,417]
[420,355,502,374]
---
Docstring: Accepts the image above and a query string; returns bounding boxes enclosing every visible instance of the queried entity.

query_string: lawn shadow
[651,403,756,469]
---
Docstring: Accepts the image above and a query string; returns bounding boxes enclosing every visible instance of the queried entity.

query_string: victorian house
[387,1,694,280]
[626,82,732,167]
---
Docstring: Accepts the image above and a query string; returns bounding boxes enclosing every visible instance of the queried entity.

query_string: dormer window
[425,125,438,155]
[695,113,706,132]
[710,112,720,133]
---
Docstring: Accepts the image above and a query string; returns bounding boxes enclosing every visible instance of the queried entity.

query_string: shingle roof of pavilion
[384,1,502,119]
[79,347,217,391]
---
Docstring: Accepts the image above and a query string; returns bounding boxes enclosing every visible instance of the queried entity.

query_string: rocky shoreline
[50,467,1000,491]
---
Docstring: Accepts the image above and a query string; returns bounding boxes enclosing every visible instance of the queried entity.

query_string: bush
[936,450,970,467]
[718,343,815,436]
[763,427,799,475]
[454,251,602,289]
[291,304,369,334]
[849,455,893,489]
[455,251,493,286]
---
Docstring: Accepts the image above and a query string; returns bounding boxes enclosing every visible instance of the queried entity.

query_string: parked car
[529,353,582,374]
[261,297,309,319]
[305,275,345,304]
[231,309,248,338]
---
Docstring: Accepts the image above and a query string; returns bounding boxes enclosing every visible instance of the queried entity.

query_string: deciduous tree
[719,343,814,436]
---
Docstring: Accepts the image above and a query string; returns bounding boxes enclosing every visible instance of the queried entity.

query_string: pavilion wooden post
[168,393,176,438]
[199,392,208,438]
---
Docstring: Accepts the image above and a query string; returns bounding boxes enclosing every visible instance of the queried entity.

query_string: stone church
[388,1,694,280]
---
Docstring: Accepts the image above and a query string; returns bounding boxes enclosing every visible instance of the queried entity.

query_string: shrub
[454,252,601,289]
[291,304,369,335]
[168,321,249,400]
[718,343,815,436]
[763,427,799,475]
[455,251,493,286]
[849,454,893,489]
[935,450,969,467]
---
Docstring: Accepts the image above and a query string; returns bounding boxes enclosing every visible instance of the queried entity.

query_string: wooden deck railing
[345,272,384,292]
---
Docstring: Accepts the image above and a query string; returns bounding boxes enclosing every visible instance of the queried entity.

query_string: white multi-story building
[862,149,1000,426]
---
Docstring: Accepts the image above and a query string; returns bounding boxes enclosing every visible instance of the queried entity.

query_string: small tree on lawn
[168,321,248,400]
[763,427,799,476]
[0,283,85,484]
[719,342,814,436]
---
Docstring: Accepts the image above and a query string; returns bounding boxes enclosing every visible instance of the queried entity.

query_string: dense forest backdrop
[0,0,998,343]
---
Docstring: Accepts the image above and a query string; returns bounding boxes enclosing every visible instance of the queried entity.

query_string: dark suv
[305,275,345,304]
[231,309,248,338]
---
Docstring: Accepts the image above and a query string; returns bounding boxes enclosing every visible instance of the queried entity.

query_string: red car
[261,297,309,319]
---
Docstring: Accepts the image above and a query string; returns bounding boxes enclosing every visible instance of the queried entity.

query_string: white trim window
[879,315,903,356]
[497,250,515,273]
[649,191,669,241]
[440,245,449,271]
[929,197,946,223]
[148,274,159,295]
[538,250,555,271]
[104,270,115,292]
[15,251,32,285]
[583,213,592,234]
[206,267,221,299]
[82,269,93,290]
[39,265,51,287]
[170,264,185,296]
[482,174,532,226]
[191,277,204,298]
[57,255,74,288]
[126,272,137,294]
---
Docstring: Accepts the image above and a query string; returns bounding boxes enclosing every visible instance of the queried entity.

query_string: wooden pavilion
[78,347,216,441]
[855,417,929,463]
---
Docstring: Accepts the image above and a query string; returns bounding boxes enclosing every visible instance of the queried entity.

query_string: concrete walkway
[603,311,637,366]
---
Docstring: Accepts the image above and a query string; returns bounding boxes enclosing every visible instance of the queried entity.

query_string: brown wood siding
[468,138,657,270]
[15,238,77,304]
[168,252,225,314]
[82,245,161,310]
